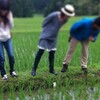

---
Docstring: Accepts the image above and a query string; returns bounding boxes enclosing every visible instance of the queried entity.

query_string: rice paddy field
[0,15,100,99]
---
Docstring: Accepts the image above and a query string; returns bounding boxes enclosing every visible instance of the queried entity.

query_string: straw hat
[61,4,75,17]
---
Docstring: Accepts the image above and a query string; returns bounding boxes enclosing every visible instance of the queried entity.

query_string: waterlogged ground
[0,69,100,100]
[2,86,100,100]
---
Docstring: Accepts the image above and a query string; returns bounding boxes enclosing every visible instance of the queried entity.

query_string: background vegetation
[10,0,100,17]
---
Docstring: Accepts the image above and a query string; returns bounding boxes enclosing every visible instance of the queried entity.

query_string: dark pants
[0,39,15,77]
[32,49,55,72]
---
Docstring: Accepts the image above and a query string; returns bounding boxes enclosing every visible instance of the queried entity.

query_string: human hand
[89,36,94,42]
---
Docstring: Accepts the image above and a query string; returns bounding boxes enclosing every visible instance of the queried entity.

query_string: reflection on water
[69,90,75,100]
[5,87,100,100]
[87,87,100,100]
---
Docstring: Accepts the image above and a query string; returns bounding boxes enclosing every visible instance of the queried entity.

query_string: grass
[0,67,100,92]
[0,15,100,98]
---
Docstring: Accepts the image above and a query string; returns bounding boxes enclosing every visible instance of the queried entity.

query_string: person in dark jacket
[61,17,100,74]
[31,4,75,76]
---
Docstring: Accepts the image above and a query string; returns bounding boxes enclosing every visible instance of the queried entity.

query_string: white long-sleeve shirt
[0,11,14,42]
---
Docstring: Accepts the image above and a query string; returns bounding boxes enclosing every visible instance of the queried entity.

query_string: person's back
[70,18,96,41]
[40,11,68,41]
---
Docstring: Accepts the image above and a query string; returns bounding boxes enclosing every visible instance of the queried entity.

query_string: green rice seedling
[0,93,4,100]
[9,91,16,100]
[94,87,100,99]
[18,88,26,100]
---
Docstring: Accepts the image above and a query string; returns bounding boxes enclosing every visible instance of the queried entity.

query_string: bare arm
[7,11,14,29]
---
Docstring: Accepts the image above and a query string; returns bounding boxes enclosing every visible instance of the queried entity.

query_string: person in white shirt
[0,0,17,80]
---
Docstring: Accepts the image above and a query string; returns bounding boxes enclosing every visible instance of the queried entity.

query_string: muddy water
[4,87,100,100]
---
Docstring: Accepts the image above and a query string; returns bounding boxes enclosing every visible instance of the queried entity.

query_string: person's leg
[48,50,57,75]
[31,49,45,76]
[81,40,89,74]
[0,41,7,79]
[61,37,79,72]
[3,39,17,77]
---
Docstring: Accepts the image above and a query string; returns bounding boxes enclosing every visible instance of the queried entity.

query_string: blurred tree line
[10,0,100,17]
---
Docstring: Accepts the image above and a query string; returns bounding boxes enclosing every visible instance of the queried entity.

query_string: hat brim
[61,8,75,17]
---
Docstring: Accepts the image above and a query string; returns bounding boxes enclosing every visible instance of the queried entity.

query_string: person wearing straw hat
[31,4,75,76]
[0,0,18,80]
[61,16,100,74]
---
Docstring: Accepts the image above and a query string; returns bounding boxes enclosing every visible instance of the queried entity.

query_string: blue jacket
[70,18,100,41]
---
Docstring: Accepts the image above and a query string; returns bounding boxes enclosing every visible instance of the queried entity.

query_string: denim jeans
[0,39,15,76]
